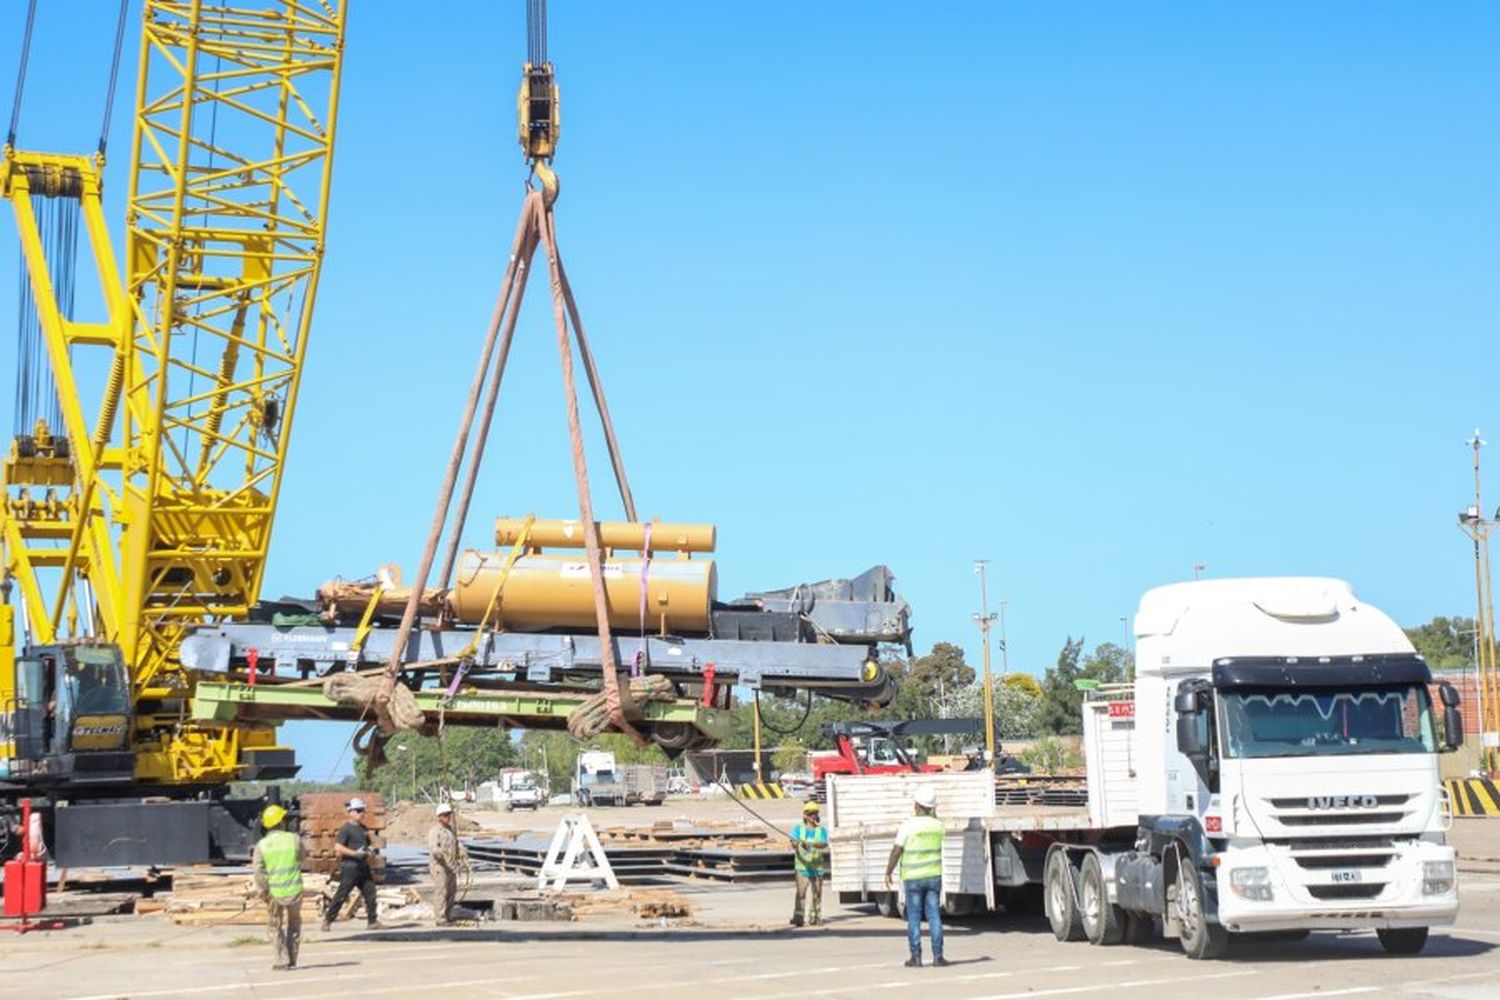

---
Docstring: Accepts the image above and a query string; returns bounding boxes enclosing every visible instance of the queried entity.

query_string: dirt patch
[382,801,484,845]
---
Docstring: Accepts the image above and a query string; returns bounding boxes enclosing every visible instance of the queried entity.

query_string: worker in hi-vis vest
[252,803,306,971]
[884,785,948,968]
[789,801,830,926]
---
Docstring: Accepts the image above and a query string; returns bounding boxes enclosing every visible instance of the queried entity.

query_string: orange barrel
[449,551,717,633]
[494,518,716,554]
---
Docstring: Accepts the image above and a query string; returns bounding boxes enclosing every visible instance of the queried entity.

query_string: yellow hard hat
[803,801,821,814]
[262,804,288,828]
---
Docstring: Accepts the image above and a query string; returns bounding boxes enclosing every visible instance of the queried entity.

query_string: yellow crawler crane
[1,1,346,865]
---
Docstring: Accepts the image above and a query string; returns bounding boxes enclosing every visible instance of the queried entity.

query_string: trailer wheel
[1044,849,1085,942]
[1079,853,1125,946]
[1174,866,1228,960]
[1376,927,1428,955]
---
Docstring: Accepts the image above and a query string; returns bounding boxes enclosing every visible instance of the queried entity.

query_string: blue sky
[4,2,1497,781]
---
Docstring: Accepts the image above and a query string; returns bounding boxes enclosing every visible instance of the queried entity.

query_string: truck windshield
[1219,683,1436,758]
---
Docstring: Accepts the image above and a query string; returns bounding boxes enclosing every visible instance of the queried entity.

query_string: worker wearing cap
[252,804,304,971]
[789,801,830,927]
[322,798,381,931]
[427,802,461,926]
[885,786,947,968]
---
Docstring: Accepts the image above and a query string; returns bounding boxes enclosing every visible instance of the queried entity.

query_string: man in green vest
[252,803,305,971]
[884,785,947,968]
[789,801,830,927]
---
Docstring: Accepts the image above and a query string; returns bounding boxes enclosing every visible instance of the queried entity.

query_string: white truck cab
[1064,578,1464,958]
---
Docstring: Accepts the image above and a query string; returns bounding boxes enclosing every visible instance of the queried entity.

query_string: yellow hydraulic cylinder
[451,551,717,634]
[494,518,716,554]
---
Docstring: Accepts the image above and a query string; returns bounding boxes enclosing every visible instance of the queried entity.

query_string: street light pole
[973,561,998,769]
[1459,430,1499,775]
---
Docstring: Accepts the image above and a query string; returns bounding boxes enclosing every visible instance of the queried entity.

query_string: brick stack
[296,791,386,883]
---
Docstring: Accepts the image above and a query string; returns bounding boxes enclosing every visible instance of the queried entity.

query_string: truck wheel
[1080,853,1125,946]
[578,791,591,808]
[1045,850,1085,942]
[876,892,903,919]
[1174,868,1228,960]
[1376,927,1428,955]
[505,802,514,812]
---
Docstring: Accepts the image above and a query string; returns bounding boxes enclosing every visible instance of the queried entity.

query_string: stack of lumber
[559,887,692,921]
[158,871,331,926]
[297,791,387,881]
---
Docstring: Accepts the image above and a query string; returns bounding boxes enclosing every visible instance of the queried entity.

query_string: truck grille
[1265,793,1415,828]
[1306,883,1385,900]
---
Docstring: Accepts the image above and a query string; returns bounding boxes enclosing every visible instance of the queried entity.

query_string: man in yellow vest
[789,801,830,927]
[252,803,305,971]
[884,785,947,968]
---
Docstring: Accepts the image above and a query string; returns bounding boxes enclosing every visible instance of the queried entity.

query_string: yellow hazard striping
[735,782,786,800]
[1444,778,1500,817]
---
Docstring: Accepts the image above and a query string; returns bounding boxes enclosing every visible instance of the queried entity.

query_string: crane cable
[527,0,548,65]
[98,0,129,156]
[5,0,38,149]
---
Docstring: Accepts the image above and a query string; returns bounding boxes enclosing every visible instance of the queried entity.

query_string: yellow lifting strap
[458,513,535,661]
[347,569,394,668]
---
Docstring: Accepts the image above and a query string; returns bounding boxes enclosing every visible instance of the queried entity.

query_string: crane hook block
[518,62,561,162]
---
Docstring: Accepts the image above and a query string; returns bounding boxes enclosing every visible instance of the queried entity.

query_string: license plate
[1330,870,1363,884]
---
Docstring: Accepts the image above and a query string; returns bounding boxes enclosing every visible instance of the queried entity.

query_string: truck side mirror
[1438,682,1464,753]
[1176,711,1208,758]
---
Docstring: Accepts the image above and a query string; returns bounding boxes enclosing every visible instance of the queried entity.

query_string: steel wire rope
[98,0,129,156]
[5,0,38,147]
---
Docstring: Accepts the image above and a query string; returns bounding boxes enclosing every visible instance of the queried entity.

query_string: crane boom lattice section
[122,1,346,691]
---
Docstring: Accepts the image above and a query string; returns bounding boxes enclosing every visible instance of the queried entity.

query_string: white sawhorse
[538,812,619,892]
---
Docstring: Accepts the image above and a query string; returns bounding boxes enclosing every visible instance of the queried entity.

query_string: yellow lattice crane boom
[2,1,347,862]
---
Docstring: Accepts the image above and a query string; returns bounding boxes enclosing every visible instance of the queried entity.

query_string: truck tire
[1174,867,1228,960]
[578,790,592,808]
[1045,849,1085,942]
[1376,927,1428,955]
[876,892,903,919]
[1079,853,1125,946]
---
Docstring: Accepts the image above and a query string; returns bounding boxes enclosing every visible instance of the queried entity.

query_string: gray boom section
[179,624,883,694]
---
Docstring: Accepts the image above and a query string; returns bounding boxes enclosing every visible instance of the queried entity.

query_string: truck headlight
[1229,866,1273,901]
[1423,860,1455,896]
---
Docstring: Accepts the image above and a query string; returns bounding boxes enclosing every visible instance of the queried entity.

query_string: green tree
[1404,616,1477,671]
[361,728,519,802]
[1037,636,1086,734]
[772,737,808,775]
[1082,642,1134,686]
[1038,639,1135,735]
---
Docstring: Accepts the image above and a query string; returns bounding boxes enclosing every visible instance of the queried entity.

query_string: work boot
[319,920,331,933]
[904,954,923,968]
[366,920,384,930]
[789,915,803,927]
[932,956,950,968]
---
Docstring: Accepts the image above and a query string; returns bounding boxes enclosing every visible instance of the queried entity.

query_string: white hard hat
[914,786,937,809]
[346,798,368,811]
[435,802,453,816]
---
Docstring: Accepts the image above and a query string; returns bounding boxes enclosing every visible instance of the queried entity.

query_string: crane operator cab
[1,644,133,786]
